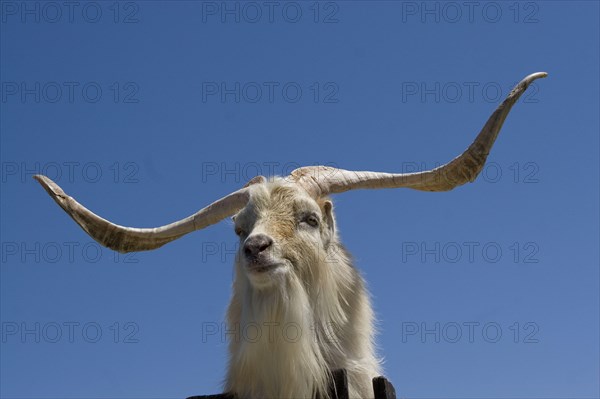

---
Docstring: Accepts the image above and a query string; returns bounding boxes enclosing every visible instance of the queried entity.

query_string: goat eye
[305,215,319,228]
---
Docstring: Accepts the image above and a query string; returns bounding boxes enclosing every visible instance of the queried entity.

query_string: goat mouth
[245,261,281,273]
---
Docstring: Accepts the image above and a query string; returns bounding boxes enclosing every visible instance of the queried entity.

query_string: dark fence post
[187,394,234,399]
[373,376,397,399]
[187,368,397,399]
[328,369,349,399]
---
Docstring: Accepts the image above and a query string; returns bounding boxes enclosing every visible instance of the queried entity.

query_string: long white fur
[224,179,381,399]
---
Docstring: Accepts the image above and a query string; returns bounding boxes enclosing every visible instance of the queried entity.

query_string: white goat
[34,72,546,399]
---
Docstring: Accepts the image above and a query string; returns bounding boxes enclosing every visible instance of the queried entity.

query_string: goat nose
[244,234,273,257]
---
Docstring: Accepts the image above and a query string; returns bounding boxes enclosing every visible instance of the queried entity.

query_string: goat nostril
[258,239,272,253]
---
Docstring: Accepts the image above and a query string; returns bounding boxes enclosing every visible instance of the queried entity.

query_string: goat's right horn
[34,175,251,253]
[291,71,548,196]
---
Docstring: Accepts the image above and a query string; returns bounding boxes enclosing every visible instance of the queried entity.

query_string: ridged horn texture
[290,72,548,197]
[34,72,546,253]
[34,175,251,253]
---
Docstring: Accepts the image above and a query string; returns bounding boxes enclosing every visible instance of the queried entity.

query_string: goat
[34,72,547,399]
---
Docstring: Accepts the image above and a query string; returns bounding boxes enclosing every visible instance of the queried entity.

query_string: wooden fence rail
[187,369,397,399]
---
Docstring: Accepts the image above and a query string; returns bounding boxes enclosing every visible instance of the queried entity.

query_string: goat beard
[225,256,337,399]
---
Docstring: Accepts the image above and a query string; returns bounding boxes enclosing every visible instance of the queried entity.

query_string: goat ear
[243,175,266,188]
[322,200,335,233]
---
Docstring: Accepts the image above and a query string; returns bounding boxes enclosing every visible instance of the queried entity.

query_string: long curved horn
[291,72,547,197]
[34,175,251,253]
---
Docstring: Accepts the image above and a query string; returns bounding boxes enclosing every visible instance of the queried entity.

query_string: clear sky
[1,1,598,398]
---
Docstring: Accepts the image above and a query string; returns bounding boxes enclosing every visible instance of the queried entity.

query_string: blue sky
[1,1,598,398]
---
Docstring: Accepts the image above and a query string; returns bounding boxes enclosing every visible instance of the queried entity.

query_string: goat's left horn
[33,175,251,253]
[292,72,548,196]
